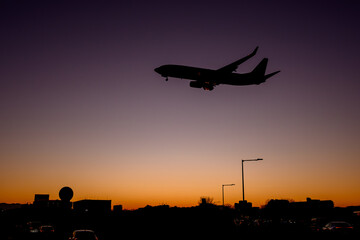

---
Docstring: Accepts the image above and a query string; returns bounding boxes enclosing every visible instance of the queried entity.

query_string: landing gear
[203,86,214,91]
[202,82,215,91]
[165,77,168,81]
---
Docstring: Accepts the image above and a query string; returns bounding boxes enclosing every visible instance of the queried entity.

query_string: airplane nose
[154,67,161,73]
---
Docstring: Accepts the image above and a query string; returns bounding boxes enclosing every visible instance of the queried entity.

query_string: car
[69,230,98,240]
[310,217,328,232]
[40,225,55,233]
[322,221,353,232]
[27,221,41,233]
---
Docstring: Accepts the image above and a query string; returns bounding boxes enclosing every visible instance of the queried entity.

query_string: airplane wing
[216,46,258,73]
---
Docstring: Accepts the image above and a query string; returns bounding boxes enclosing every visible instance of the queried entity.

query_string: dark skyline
[3,194,359,239]
[1,0,360,209]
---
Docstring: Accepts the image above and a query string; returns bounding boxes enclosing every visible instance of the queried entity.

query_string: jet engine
[190,81,214,91]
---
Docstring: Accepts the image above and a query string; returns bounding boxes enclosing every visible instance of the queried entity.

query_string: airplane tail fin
[251,58,268,76]
[251,58,280,83]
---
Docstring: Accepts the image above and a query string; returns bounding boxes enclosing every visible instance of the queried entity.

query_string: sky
[1,0,360,209]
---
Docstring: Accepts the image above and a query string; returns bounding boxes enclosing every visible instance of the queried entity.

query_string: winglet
[251,46,259,56]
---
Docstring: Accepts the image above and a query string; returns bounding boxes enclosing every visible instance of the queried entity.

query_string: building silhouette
[33,194,63,209]
[113,204,123,213]
[264,198,334,219]
[73,200,111,214]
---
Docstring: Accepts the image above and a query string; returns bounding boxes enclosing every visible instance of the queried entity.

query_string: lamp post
[242,158,263,201]
[222,184,235,206]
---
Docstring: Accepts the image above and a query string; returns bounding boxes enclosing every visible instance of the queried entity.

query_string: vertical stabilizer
[251,58,268,76]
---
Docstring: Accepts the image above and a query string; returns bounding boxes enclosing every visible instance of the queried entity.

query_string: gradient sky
[1,0,360,209]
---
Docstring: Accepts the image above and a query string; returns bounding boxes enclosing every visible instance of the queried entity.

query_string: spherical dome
[59,186,73,202]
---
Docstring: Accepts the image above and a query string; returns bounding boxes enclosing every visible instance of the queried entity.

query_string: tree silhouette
[199,196,215,206]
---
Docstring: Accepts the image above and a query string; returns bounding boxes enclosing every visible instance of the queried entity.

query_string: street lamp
[242,158,263,201]
[222,184,235,206]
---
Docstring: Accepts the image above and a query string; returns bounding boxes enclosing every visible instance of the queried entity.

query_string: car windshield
[41,226,53,230]
[75,231,97,240]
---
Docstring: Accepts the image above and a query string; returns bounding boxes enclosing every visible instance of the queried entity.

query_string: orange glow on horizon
[1,148,360,209]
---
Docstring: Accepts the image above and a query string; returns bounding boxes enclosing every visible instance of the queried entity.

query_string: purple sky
[1,1,360,208]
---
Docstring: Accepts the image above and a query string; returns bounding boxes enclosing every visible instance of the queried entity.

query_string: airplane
[154,47,280,91]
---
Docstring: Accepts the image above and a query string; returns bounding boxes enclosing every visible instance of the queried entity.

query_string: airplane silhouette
[154,47,280,91]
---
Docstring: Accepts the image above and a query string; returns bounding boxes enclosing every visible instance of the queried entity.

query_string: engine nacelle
[189,81,202,88]
[190,81,214,91]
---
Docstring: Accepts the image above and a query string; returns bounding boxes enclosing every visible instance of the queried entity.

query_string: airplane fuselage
[155,64,262,86]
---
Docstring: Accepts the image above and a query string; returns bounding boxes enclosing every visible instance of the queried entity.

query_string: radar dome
[59,186,73,202]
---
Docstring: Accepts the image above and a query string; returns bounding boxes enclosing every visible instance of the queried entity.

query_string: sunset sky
[1,1,360,209]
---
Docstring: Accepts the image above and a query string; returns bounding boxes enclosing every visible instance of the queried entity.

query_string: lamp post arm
[241,158,263,202]
[222,184,235,206]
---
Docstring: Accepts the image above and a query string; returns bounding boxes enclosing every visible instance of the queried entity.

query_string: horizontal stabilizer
[264,70,280,80]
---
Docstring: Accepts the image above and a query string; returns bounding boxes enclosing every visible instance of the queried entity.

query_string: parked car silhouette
[69,230,98,240]
[39,225,55,233]
[27,221,41,233]
[322,221,353,232]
